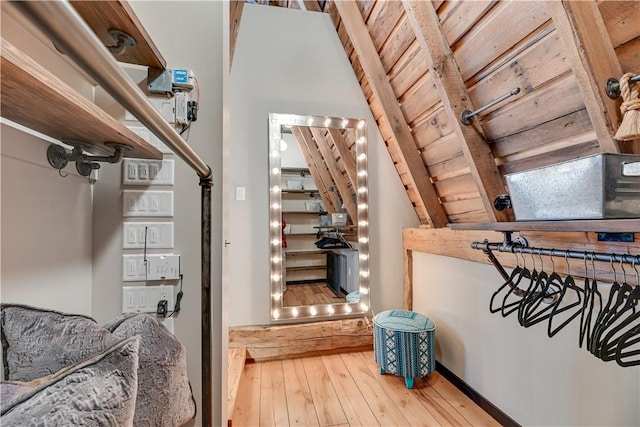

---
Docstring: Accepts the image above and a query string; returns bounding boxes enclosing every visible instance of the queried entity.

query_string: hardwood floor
[283,282,347,307]
[232,350,500,426]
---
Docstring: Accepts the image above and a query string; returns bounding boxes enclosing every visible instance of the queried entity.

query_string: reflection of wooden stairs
[227,347,246,427]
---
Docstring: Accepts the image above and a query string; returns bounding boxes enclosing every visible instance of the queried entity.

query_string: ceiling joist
[326,128,357,189]
[334,0,448,228]
[309,127,357,222]
[548,0,622,153]
[403,0,512,223]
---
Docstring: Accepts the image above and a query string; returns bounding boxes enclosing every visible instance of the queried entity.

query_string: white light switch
[236,187,246,201]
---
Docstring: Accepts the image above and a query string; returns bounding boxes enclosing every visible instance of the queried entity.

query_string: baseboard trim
[435,361,521,427]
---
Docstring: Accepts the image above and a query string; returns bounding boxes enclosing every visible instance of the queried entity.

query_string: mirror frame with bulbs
[268,113,370,321]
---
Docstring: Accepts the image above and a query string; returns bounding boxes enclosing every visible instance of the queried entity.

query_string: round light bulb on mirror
[272,256,281,263]
[360,303,369,311]
[359,253,369,261]
[324,118,331,127]
[310,307,317,316]
[359,236,369,244]
[357,136,366,144]
[358,187,367,194]
[358,170,367,177]
[358,220,368,226]
[357,153,366,161]
[327,306,335,314]
[271,185,280,193]
[360,271,369,278]
[271,202,280,210]
[270,150,280,158]
[271,220,280,228]
[271,274,281,282]
[292,308,299,317]
[272,309,280,319]
[357,120,365,129]
[360,287,369,295]
[345,305,352,314]
[307,118,314,126]
[358,203,368,210]
[341,118,349,127]
[272,293,281,301]
[271,238,280,246]
[272,167,280,175]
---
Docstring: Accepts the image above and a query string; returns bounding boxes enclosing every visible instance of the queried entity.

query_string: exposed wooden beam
[310,127,357,222]
[334,0,448,228]
[291,126,341,213]
[326,128,357,189]
[548,0,622,153]
[403,0,512,223]
[297,0,321,12]
[230,0,244,70]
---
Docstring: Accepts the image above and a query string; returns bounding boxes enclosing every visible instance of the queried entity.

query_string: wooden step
[227,347,246,427]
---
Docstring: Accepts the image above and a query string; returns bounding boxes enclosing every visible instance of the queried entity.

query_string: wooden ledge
[70,0,166,69]
[449,219,640,233]
[1,38,162,160]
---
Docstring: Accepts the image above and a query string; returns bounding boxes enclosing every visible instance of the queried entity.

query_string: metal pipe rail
[8,2,215,426]
[471,240,640,266]
[8,1,212,179]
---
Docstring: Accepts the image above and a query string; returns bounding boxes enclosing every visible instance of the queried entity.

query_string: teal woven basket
[373,309,435,389]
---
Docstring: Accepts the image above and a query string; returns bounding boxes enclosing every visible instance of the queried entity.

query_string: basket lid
[373,309,435,332]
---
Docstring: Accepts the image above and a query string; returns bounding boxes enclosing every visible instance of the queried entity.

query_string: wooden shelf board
[449,219,640,233]
[70,0,166,69]
[286,233,318,236]
[283,211,327,215]
[285,250,327,256]
[1,39,162,160]
[282,189,320,194]
[286,266,327,272]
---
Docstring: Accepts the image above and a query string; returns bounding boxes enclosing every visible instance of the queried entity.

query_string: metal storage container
[505,153,640,220]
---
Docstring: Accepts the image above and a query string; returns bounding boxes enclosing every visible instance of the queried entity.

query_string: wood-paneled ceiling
[231,0,640,228]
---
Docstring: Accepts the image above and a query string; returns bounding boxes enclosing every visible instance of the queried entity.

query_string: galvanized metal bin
[505,154,640,220]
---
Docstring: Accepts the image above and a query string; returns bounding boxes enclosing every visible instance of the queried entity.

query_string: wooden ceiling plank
[403,0,511,222]
[309,127,357,223]
[334,0,448,228]
[292,126,340,213]
[327,128,358,188]
[548,0,622,153]
[230,0,245,70]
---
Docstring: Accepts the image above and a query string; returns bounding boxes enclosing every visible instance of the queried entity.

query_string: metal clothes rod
[8,2,215,426]
[472,241,640,265]
[8,1,211,179]
[605,74,640,99]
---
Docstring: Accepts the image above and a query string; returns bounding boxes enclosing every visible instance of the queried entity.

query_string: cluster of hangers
[490,250,640,367]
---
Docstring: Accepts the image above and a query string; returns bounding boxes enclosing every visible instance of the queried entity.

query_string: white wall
[413,253,640,426]
[228,4,419,326]
[90,2,224,426]
[1,10,95,316]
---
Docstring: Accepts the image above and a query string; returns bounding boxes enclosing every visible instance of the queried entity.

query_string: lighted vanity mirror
[269,113,370,321]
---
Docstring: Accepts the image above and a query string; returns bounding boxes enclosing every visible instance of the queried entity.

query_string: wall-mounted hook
[47,140,130,177]
[108,29,136,56]
[605,75,640,99]
[460,87,520,125]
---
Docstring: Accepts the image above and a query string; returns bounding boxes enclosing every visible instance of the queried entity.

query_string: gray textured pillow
[1,335,140,426]
[1,304,120,381]
[104,313,196,427]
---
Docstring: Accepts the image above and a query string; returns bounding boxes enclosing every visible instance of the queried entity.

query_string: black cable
[169,274,184,317]
[143,226,148,282]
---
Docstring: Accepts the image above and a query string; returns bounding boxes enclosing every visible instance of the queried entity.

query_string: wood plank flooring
[284,282,347,307]
[233,350,500,427]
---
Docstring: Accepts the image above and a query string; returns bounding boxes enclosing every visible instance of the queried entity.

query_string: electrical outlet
[122,254,180,281]
[122,222,174,249]
[126,97,175,123]
[122,159,174,185]
[126,125,172,154]
[122,285,175,314]
[123,190,174,217]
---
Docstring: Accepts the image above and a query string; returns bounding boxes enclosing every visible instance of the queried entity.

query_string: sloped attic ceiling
[231,0,640,228]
